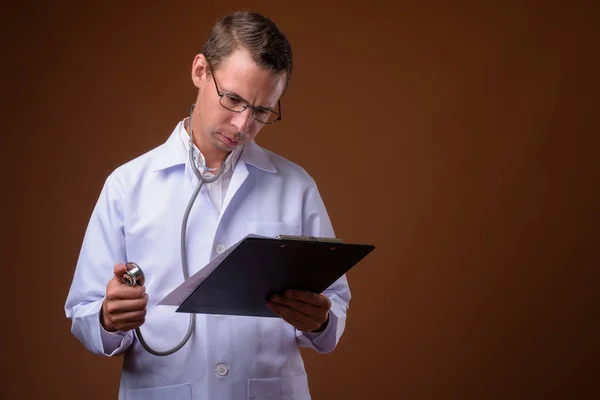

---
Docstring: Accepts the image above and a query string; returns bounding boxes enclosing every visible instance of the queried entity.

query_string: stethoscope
[122,103,227,356]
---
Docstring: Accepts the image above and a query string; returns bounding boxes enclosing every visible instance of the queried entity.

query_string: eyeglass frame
[207,64,282,125]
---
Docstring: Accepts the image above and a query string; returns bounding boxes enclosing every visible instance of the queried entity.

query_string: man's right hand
[101,264,149,332]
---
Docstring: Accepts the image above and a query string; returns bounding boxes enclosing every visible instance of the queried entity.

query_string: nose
[231,109,253,133]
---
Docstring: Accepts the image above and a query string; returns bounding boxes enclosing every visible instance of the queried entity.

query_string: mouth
[218,133,239,146]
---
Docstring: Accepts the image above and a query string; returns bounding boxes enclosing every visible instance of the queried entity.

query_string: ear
[191,54,209,89]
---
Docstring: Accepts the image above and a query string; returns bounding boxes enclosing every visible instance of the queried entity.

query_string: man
[65,10,350,400]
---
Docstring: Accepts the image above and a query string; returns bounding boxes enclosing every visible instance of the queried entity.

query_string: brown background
[3,0,599,399]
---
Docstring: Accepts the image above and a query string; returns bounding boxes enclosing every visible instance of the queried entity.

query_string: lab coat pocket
[248,374,310,400]
[244,221,302,238]
[126,382,192,400]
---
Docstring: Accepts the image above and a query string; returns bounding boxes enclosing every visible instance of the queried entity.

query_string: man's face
[191,49,286,157]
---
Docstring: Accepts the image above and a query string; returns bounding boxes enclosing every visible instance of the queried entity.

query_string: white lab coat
[64,121,350,400]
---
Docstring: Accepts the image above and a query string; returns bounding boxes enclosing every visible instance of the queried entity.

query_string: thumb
[113,263,127,281]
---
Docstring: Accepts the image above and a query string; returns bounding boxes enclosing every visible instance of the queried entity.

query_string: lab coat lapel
[217,141,276,222]
[218,159,249,220]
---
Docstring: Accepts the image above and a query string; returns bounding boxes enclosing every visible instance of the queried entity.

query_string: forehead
[212,49,286,108]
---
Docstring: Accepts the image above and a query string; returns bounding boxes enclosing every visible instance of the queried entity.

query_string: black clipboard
[173,234,375,317]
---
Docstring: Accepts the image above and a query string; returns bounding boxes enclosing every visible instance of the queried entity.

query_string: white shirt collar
[179,117,244,177]
[150,120,277,174]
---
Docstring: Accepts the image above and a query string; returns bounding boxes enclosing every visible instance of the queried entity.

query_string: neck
[201,147,228,171]
[185,117,229,170]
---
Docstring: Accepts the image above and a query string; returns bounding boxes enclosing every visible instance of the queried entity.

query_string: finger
[109,309,147,325]
[267,301,319,327]
[105,296,148,314]
[280,314,310,332]
[113,263,128,281]
[284,290,331,309]
[107,282,146,300]
[269,306,317,332]
[270,295,324,319]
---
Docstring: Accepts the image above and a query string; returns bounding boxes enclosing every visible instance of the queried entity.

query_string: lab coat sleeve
[295,183,351,354]
[64,172,134,356]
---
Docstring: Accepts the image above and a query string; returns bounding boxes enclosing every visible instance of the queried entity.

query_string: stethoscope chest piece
[123,262,145,287]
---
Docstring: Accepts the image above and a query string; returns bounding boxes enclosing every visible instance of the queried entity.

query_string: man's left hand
[267,290,331,333]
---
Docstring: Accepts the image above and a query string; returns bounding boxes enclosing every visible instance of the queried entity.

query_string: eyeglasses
[208,65,282,125]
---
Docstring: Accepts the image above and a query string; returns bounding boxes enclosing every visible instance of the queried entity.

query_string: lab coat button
[216,244,226,254]
[216,364,229,376]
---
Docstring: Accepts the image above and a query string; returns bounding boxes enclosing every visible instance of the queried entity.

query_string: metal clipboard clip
[276,235,344,244]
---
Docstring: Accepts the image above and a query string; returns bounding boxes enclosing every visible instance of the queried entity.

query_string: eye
[225,94,242,105]
[254,109,269,117]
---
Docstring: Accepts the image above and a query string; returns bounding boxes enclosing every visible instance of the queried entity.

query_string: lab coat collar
[151,121,277,174]
[242,140,277,173]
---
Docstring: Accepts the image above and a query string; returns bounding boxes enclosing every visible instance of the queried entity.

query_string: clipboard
[158,234,375,318]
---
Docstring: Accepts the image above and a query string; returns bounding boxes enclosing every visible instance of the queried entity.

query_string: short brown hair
[202,11,293,91]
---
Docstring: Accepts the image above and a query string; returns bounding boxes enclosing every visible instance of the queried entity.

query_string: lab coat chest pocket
[126,383,192,400]
[244,221,302,238]
[248,375,310,400]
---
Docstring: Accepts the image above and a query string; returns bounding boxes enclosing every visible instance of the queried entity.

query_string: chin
[212,140,236,152]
